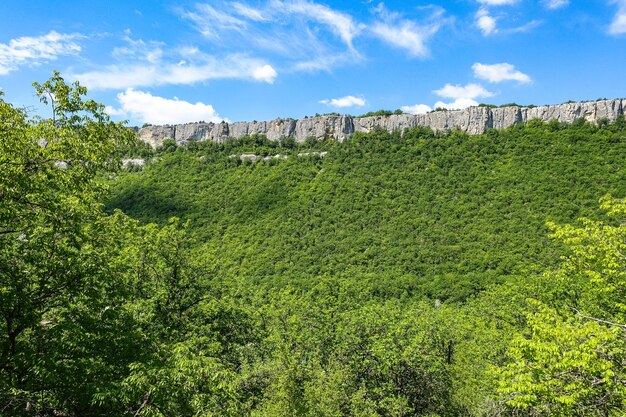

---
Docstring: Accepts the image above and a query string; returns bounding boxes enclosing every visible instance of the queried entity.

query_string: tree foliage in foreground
[493,196,626,416]
[3,73,626,416]
[0,73,136,414]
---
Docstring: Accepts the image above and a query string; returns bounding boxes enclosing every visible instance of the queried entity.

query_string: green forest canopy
[2,74,626,416]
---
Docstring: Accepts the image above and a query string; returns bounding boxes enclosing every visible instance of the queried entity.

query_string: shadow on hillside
[106,184,188,223]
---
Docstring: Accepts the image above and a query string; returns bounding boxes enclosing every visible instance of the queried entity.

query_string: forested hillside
[110,120,626,301]
[3,75,626,416]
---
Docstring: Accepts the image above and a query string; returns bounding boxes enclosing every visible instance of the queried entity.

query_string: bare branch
[566,305,626,331]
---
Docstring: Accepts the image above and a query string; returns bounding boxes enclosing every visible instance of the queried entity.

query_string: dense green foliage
[109,119,626,301]
[3,73,626,416]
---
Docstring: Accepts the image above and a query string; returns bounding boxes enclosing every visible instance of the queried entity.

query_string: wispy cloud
[472,62,531,83]
[106,88,226,124]
[0,31,82,75]
[542,0,569,9]
[179,1,362,72]
[609,0,626,34]
[179,1,446,71]
[370,4,445,57]
[475,8,497,35]
[319,95,366,108]
[272,0,360,50]
[71,53,277,89]
[179,4,248,39]
[68,33,277,89]
[112,31,163,63]
[507,19,542,33]
[475,4,541,37]
[477,0,518,5]
[231,2,268,21]
[293,53,353,72]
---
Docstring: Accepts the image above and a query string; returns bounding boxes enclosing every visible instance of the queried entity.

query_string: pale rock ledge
[138,99,626,149]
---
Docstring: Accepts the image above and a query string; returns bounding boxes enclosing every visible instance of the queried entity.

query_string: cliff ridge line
[138,99,626,149]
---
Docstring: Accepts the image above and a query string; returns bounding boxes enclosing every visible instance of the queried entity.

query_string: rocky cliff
[138,99,626,148]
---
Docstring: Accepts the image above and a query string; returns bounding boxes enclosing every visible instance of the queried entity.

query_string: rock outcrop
[138,99,626,148]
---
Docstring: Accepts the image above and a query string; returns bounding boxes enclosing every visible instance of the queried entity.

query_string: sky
[0,0,625,126]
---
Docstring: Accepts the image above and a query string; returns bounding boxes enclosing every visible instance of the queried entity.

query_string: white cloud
[611,13,626,33]
[71,54,277,89]
[609,1,626,34]
[273,0,360,49]
[112,34,163,64]
[432,83,495,110]
[370,4,444,57]
[401,104,432,114]
[370,20,439,57]
[475,7,540,36]
[475,8,497,35]
[293,53,350,72]
[252,64,278,82]
[434,83,495,100]
[0,31,82,75]
[472,62,531,84]
[179,4,247,39]
[319,95,366,108]
[179,1,361,73]
[434,98,481,110]
[542,0,569,9]
[508,20,542,33]
[400,86,492,113]
[231,2,268,21]
[477,0,518,5]
[107,88,226,124]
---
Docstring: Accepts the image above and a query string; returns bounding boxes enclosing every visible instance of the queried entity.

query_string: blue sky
[0,0,625,126]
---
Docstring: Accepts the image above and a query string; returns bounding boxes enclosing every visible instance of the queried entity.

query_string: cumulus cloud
[402,81,496,113]
[370,4,444,58]
[434,83,495,100]
[0,31,82,75]
[400,104,432,114]
[434,97,483,110]
[319,95,366,108]
[472,62,531,84]
[252,64,278,82]
[106,88,226,124]
[433,83,494,110]
[71,54,277,89]
[609,0,626,34]
[475,8,497,35]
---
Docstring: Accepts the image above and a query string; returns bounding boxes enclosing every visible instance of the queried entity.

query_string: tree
[0,72,136,415]
[492,196,626,416]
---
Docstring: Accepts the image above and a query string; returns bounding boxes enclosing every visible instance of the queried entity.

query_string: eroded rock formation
[138,99,626,148]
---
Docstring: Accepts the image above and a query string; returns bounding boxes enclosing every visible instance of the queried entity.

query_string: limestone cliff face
[138,99,626,148]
